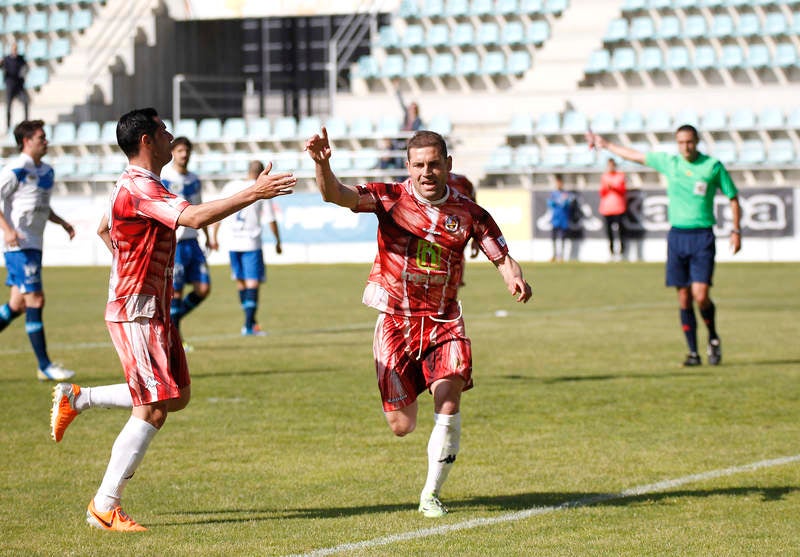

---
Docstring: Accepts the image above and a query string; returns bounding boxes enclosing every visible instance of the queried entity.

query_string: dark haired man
[50,107,296,531]
[0,119,75,380]
[305,128,532,518]
[587,125,741,367]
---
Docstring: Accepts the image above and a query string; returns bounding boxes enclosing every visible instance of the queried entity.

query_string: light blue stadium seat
[427,24,450,47]
[26,66,49,89]
[611,47,636,72]
[70,9,92,31]
[764,12,789,36]
[398,0,420,18]
[273,151,300,173]
[296,116,321,139]
[221,117,246,141]
[451,23,474,46]
[322,116,346,138]
[701,108,727,130]
[76,121,100,143]
[666,46,690,70]
[431,52,456,76]
[774,43,798,67]
[28,12,48,33]
[74,155,101,178]
[197,157,225,176]
[758,107,784,129]
[535,111,560,134]
[604,18,628,43]
[402,25,425,49]
[793,11,800,35]
[377,26,399,49]
[421,0,445,18]
[543,0,568,14]
[477,22,500,46]
[52,155,77,177]
[470,0,494,16]
[480,51,506,75]
[100,155,126,176]
[405,53,430,77]
[51,122,76,144]
[427,114,452,135]
[445,0,469,17]
[719,44,744,69]
[5,13,26,34]
[739,139,766,164]
[629,16,655,42]
[673,109,699,128]
[736,13,760,37]
[622,0,647,11]
[656,16,681,40]
[682,15,707,39]
[496,0,519,16]
[508,113,535,136]
[247,117,271,140]
[711,140,737,165]
[48,38,70,59]
[618,110,645,132]
[197,118,222,141]
[348,116,373,137]
[559,111,585,134]
[100,120,117,143]
[501,21,525,46]
[767,139,795,164]
[585,49,610,74]
[351,148,380,171]
[376,114,401,136]
[226,153,251,175]
[354,55,379,80]
[569,145,596,167]
[722,0,749,5]
[672,0,696,8]
[746,44,771,69]
[693,45,717,70]
[788,107,800,128]
[49,10,70,33]
[508,51,531,74]
[456,52,480,75]
[639,47,663,71]
[709,14,734,38]
[486,145,514,171]
[173,119,197,139]
[514,144,540,167]
[729,107,756,129]
[540,144,569,167]
[380,54,405,78]
[590,112,616,133]
[27,39,48,61]
[526,20,550,44]
[272,117,297,140]
[520,0,544,13]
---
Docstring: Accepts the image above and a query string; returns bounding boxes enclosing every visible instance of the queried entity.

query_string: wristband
[731,229,741,235]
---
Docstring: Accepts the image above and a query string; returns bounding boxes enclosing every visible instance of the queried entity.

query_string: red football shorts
[373,312,473,412]
[106,316,190,406]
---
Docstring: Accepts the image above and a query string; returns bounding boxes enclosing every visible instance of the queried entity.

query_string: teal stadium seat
[376,114,401,136]
[746,44,771,69]
[561,111,587,134]
[221,117,247,141]
[27,40,48,61]
[470,0,494,17]
[52,155,77,177]
[352,148,380,171]
[321,116,346,138]
[520,0,544,13]
[709,14,734,38]
[197,157,225,176]
[100,120,117,143]
[355,55,378,79]
[649,0,672,11]
[792,11,800,35]
[398,0,420,18]
[569,145,596,167]
[226,153,251,175]
[526,20,550,44]
[48,38,70,59]
[774,43,798,68]
[427,24,450,48]
[476,22,500,46]
[496,0,518,16]
[673,108,699,128]
[758,107,784,129]
[787,108,800,128]
[445,0,469,18]
[247,118,271,141]
[692,45,717,70]
[28,12,48,33]
[701,108,727,130]
[629,16,655,42]
[736,13,760,37]
[378,26,399,50]
[272,117,298,140]
[656,16,681,40]
[710,140,737,165]
[74,155,101,178]
[5,13,26,34]
[328,150,351,173]
[49,11,70,33]
[451,23,474,46]
[426,114,452,135]
[764,12,789,36]
[431,53,455,76]
[197,118,222,141]
[70,9,92,31]
[51,122,76,144]
[767,139,795,164]
[590,111,616,134]
[508,51,531,74]
[422,0,445,18]
[729,108,756,129]
[76,121,100,143]
[380,55,405,78]
[402,25,425,49]
[348,116,373,137]
[543,0,568,14]
[101,155,126,175]
[618,110,645,133]
[485,145,514,171]
[173,119,197,139]
[622,0,647,11]
[501,21,525,46]
[26,66,49,89]
[720,45,744,69]
[405,53,430,77]
[540,144,569,167]
[514,144,540,168]
[456,52,480,76]
[611,47,636,72]
[480,51,506,75]
[508,113,535,137]
[682,15,707,40]
[585,49,610,74]
[739,139,766,165]
[604,18,628,43]
[639,47,663,71]
[535,111,560,134]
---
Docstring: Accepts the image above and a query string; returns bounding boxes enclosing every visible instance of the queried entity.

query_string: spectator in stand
[547,174,572,262]
[599,158,627,261]
[1,43,29,130]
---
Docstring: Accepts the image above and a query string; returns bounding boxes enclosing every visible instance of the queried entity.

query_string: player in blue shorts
[0,120,76,380]
[212,161,282,335]
[161,137,217,345]
[588,125,741,366]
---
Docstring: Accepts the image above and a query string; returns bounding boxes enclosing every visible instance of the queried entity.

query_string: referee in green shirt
[587,125,742,367]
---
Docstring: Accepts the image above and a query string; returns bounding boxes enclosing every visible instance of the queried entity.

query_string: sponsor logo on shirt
[416,240,442,269]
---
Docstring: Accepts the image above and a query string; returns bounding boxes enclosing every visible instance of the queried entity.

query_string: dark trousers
[604,214,625,255]
[5,83,29,129]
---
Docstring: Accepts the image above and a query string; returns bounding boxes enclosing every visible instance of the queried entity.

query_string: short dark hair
[172,136,192,151]
[676,124,699,140]
[248,160,265,178]
[13,120,45,151]
[117,107,160,158]
[406,130,448,160]
[554,173,564,181]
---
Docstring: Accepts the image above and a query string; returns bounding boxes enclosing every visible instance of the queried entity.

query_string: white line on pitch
[286,454,800,557]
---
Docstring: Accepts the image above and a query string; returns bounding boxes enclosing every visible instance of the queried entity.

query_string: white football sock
[94,416,158,512]
[76,384,133,411]
[421,412,461,497]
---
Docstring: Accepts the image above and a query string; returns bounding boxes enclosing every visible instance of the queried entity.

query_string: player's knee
[390,422,415,437]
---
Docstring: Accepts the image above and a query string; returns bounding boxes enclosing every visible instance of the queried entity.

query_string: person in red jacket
[598,158,627,261]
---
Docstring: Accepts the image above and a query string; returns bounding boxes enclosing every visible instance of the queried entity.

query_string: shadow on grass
[157,485,797,526]
[502,370,710,384]
[189,366,340,379]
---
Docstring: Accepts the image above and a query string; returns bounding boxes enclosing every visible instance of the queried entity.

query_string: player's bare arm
[586,132,646,165]
[179,162,295,229]
[494,254,533,303]
[48,210,75,240]
[729,197,742,254]
[96,214,113,253]
[0,212,20,247]
[305,126,359,209]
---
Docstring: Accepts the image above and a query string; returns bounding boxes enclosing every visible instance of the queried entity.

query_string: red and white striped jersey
[104,165,190,323]
[354,179,508,317]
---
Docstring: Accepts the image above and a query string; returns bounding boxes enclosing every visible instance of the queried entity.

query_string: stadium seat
[431,52,456,76]
[673,108,699,128]
[351,148,380,171]
[701,108,727,130]
[328,150,351,173]
[526,20,550,45]
[501,21,525,46]
[221,117,247,141]
[52,155,77,177]
[543,0,568,14]
[736,13,761,37]
[380,55,405,78]
[692,45,717,70]
[719,45,745,69]
[427,114,452,135]
[729,108,756,129]
[445,0,470,17]
[73,155,101,178]
[485,145,514,171]
[402,25,425,49]
[618,110,645,133]
[758,106,784,129]
[100,120,117,144]
[51,122,77,145]
[520,0,544,13]
[48,38,70,59]
[26,40,48,61]
[496,0,519,16]
[774,43,798,67]
[28,12,48,33]
[5,13,26,34]
[272,117,297,140]
[739,139,766,164]
[569,145,596,167]
[376,114,401,136]
[561,111,587,134]
[480,51,506,75]
[508,51,531,74]
[682,15,707,40]
[247,117,271,140]
[421,0,445,18]
[450,23,474,46]
[764,12,789,36]
[348,116,373,137]
[26,67,49,89]
[173,119,197,139]
[226,152,252,175]
[197,118,222,141]
[709,14,734,38]
[746,44,771,69]
[377,26,400,50]
[405,53,430,77]
[622,0,648,11]
[611,47,636,72]
[766,139,795,164]
[49,10,70,33]
[427,24,450,48]
[354,56,379,80]
[656,16,681,40]
[590,112,616,134]
[508,113,535,136]
[585,49,610,74]
[514,143,540,167]
[197,157,225,176]
[629,16,655,42]
[639,47,663,71]
[710,140,737,165]
[70,9,92,31]
[398,0,420,18]
[297,116,321,139]
[604,18,628,43]
[470,0,494,17]
[456,52,480,75]
[476,22,500,46]
[535,111,560,134]
[76,121,100,143]
[540,144,569,167]
[666,46,690,71]
[322,116,346,138]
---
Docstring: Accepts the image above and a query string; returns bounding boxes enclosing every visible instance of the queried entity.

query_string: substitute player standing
[0,119,76,380]
[587,125,741,366]
[49,107,296,531]
[305,128,532,517]
[161,137,216,345]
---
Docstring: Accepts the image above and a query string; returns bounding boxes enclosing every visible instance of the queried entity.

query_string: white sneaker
[37,363,76,381]
[418,493,448,518]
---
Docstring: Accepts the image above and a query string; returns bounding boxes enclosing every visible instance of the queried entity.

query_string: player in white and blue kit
[0,120,76,380]
[160,137,216,343]
[213,160,282,336]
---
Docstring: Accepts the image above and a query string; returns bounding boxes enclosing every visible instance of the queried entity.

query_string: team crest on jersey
[444,215,459,232]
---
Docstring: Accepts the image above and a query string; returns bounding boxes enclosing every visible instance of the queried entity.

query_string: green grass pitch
[1,261,799,556]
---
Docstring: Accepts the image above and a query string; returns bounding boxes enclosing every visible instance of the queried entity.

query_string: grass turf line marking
[287,454,800,557]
